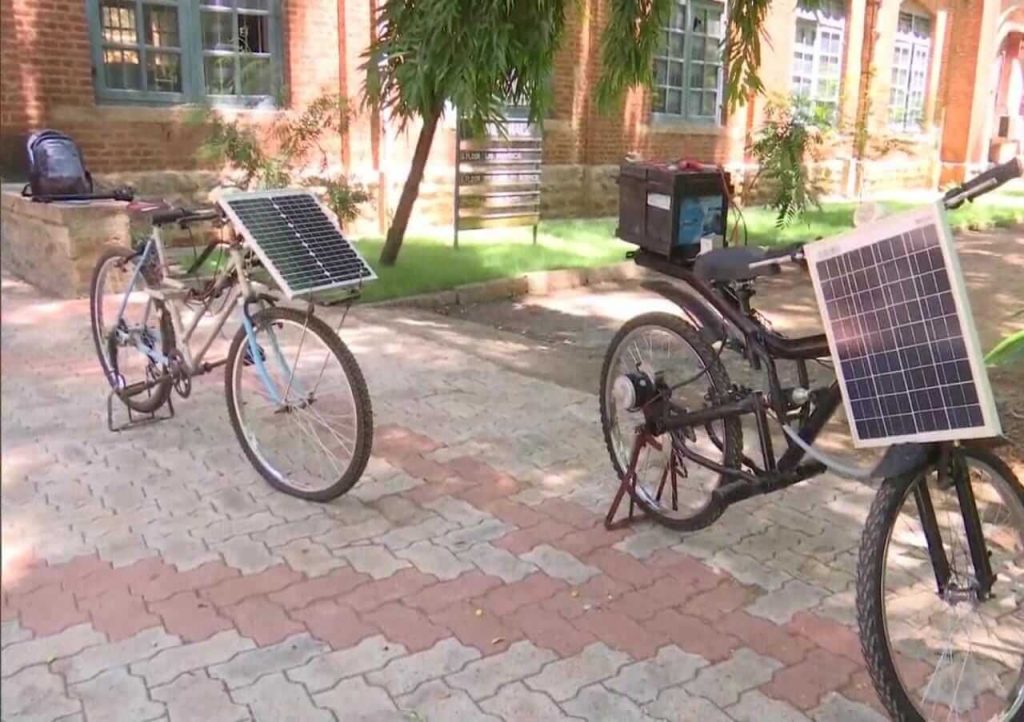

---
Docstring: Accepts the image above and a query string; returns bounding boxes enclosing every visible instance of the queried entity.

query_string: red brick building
[1,0,1021,229]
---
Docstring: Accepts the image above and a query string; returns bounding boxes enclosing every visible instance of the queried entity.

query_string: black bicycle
[599,158,1023,722]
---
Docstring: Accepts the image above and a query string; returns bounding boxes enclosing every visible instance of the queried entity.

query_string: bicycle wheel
[857,446,1024,722]
[599,312,741,530]
[225,305,373,501]
[89,245,174,413]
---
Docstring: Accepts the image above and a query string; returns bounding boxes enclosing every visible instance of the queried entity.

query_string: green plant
[747,96,832,228]
[192,93,371,225]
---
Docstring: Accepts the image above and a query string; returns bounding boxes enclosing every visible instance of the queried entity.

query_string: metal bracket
[106,389,175,433]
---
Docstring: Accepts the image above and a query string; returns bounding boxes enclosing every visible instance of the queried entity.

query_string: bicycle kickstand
[106,389,176,433]
[604,431,652,530]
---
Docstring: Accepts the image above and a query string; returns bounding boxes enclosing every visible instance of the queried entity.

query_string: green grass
[310,187,1024,303]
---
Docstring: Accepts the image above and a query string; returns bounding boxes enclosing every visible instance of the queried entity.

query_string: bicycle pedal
[242,344,267,366]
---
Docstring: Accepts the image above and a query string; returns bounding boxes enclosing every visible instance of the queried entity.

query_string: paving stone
[436,519,511,551]
[291,600,377,650]
[132,631,256,687]
[253,516,336,549]
[55,627,181,684]
[519,545,599,586]
[367,637,481,696]
[231,672,334,722]
[524,642,630,702]
[71,667,165,722]
[395,540,475,580]
[152,671,249,722]
[397,680,501,722]
[563,683,653,722]
[811,692,889,722]
[647,687,734,722]
[729,690,813,722]
[745,579,828,625]
[209,633,328,689]
[760,648,860,711]
[684,647,784,707]
[199,513,282,544]
[424,497,493,527]
[313,675,401,720]
[288,635,406,693]
[447,640,557,700]
[1,620,32,647]
[200,565,303,607]
[276,538,347,577]
[461,543,537,583]
[612,528,679,560]
[706,550,791,591]
[2,623,106,678]
[351,472,423,502]
[336,545,411,579]
[605,645,708,704]
[268,567,370,611]
[319,516,393,549]
[377,516,457,551]
[480,681,583,722]
[1,665,81,722]
[218,536,278,574]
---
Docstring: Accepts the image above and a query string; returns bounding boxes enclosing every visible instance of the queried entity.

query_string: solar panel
[805,202,1001,447]
[218,190,376,299]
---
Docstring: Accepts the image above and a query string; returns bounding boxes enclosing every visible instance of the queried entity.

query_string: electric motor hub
[613,371,659,412]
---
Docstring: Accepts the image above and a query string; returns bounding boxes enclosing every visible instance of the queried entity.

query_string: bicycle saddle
[693,244,801,283]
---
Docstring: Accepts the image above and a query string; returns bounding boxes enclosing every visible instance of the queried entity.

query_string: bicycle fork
[913,443,996,602]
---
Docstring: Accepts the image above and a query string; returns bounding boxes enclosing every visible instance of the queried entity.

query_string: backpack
[22,130,93,199]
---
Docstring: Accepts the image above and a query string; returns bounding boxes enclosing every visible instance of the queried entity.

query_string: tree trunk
[378,106,442,266]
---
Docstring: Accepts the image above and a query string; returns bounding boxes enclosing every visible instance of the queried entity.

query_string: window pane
[102,2,137,45]
[147,52,182,91]
[652,88,667,113]
[690,37,704,61]
[205,56,236,94]
[668,60,684,87]
[669,31,685,58]
[666,88,683,115]
[898,12,912,33]
[238,13,268,53]
[103,48,142,89]
[703,65,718,89]
[240,56,272,94]
[670,3,686,30]
[687,90,701,115]
[692,7,706,34]
[144,5,179,48]
[202,0,236,7]
[702,91,716,116]
[654,59,668,85]
[689,63,703,89]
[202,11,235,50]
[238,0,270,8]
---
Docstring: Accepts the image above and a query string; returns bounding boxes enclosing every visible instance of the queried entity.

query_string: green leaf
[985,329,1024,368]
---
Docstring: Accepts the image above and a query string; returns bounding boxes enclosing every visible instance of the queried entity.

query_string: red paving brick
[481,499,548,529]
[555,526,631,558]
[133,561,239,602]
[363,603,451,652]
[429,604,523,656]
[651,551,724,594]
[114,557,169,593]
[150,590,232,643]
[685,580,757,621]
[394,455,454,484]
[507,603,597,658]
[15,584,89,636]
[200,564,303,608]
[456,474,520,506]
[221,597,305,647]
[80,588,160,642]
[374,425,442,458]
[403,477,473,504]
[716,611,817,665]
[494,520,574,555]
[268,567,370,611]
[445,457,507,486]
[841,669,888,716]
[404,572,504,615]
[761,648,861,710]
[585,548,660,588]
[338,568,438,613]
[479,573,567,617]
[644,609,742,663]
[572,609,663,659]
[787,611,863,664]
[292,600,377,650]
[64,565,130,602]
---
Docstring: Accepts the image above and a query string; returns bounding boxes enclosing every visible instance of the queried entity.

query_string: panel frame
[804,201,1001,448]
[217,188,377,300]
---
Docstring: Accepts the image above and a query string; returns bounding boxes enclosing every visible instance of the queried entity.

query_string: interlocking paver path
[0,274,891,722]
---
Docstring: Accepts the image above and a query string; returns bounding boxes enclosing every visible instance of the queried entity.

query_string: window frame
[791,0,846,118]
[87,0,284,108]
[888,8,932,134]
[651,0,726,126]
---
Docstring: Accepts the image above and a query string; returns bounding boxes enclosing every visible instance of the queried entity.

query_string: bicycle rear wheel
[89,245,174,413]
[857,446,1024,721]
[599,312,741,530]
[225,305,373,501]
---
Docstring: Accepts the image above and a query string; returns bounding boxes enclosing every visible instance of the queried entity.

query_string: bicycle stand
[106,388,175,433]
[604,432,654,530]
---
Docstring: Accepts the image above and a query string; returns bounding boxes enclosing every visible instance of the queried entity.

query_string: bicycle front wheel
[857,446,1024,722]
[225,306,373,501]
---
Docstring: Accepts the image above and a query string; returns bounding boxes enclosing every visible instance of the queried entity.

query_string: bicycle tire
[599,312,742,531]
[89,245,174,414]
[856,445,1024,721]
[224,306,373,502]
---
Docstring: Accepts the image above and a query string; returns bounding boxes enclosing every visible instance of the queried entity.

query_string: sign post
[453,107,543,249]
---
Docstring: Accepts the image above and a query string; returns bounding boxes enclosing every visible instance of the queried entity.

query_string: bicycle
[599,158,1024,721]
[89,192,374,502]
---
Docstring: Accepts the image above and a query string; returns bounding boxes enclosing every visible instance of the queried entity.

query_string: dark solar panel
[807,206,999,446]
[219,192,375,298]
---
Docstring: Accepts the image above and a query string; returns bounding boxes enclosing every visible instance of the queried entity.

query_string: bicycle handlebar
[943,156,1023,210]
[151,207,221,227]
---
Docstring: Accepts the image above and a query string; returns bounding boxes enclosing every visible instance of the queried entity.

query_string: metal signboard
[454,108,543,247]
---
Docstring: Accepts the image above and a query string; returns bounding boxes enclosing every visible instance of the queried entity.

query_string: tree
[363,0,817,266]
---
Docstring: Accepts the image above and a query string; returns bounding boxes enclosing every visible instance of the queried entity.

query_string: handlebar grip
[151,208,190,226]
[944,157,1023,208]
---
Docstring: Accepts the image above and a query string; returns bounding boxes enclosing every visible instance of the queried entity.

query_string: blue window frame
[652,0,725,124]
[87,0,283,107]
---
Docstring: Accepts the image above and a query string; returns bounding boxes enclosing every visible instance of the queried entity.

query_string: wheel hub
[613,371,658,412]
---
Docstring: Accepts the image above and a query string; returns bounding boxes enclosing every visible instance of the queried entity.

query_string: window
[88,0,282,106]
[792,0,845,117]
[652,1,725,123]
[889,9,932,132]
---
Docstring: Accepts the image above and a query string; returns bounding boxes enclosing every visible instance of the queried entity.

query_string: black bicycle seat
[693,244,801,283]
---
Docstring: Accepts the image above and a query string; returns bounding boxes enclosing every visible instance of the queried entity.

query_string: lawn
[348,187,1024,303]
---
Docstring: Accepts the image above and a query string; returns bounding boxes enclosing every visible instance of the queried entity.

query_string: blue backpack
[22,130,93,199]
